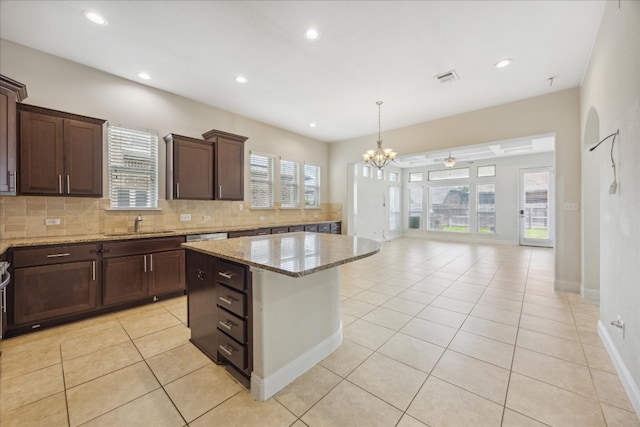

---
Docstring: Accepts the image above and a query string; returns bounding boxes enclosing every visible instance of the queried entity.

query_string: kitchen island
[182,232,380,400]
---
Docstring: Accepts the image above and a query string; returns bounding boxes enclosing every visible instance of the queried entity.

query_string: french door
[519,167,554,247]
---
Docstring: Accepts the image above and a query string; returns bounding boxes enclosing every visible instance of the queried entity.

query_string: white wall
[0,39,330,203]
[580,0,640,415]
[330,89,582,290]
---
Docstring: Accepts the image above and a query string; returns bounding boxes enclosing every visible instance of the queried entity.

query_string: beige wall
[0,39,339,239]
[581,0,640,413]
[329,89,582,289]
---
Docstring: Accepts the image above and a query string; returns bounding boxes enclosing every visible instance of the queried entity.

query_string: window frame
[279,158,300,209]
[107,124,159,210]
[250,152,275,209]
[304,163,321,208]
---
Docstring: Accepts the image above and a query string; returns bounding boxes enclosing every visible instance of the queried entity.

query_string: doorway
[519,167,554,247]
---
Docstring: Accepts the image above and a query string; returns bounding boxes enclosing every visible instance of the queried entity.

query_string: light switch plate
[45,218,61,225]
[180,214,191,222]
[563,203,579,211]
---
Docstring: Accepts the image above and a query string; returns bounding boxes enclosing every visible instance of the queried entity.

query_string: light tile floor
[1,238,639,426]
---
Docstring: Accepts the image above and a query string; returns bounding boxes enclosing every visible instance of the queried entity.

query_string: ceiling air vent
[435,70,459,84]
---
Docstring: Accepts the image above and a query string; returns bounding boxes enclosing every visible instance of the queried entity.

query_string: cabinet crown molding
[202,128,248,143]
[0,74,28,101]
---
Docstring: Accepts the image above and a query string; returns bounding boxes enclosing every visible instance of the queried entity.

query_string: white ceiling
[0,1,605,143]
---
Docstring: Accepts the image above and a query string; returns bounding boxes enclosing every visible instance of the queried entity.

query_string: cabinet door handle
[176,182,180,198]
[58,175,63,194]
[218,296,235,305]
[218,272,233,279]
[219,344,234,356]
[2,288,6,313]
[219,185,222,198]
[218,319,235,330]
[66,175,70,194]
[144,255,147,273]
[47,253,70,258]
[92,261,96,281]
[8,170,15,192]
[149,254,153,272]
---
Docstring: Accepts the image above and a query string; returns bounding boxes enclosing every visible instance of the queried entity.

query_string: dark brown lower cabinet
[14,260,98,325]
[102,236,185,307]
[187,250,252,379]
[149,250,186,295]
[103,255,147,306]
[187,250,219,361]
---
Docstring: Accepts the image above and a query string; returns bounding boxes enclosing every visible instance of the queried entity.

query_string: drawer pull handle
[218,272,233,279]
[219,344,234,356]
[219,296,235,305]
[218,320,235,330]
[47,253,70,258]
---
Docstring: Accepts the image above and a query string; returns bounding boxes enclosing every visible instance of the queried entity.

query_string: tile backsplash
[0,196,342,239]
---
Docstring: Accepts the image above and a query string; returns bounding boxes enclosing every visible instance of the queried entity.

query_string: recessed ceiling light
[495,59,513,69]
[309,123,317,128]
[305,28,319,40]
[235,75,248,84]
[138,72,151,80]
[84,11,108,26]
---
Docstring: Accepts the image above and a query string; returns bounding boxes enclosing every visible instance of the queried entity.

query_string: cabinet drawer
[318,223,331,233]
[13,243,98,268]
[215,260,246,291]
[271,226,289,234]
[304,224,318,232]
[288,225,304,232]
[217,285,245,318]
[102,236,185,258]
[217,308,246,343]
[217,330,247,370]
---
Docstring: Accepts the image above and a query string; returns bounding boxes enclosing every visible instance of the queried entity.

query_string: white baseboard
[598,320,640,417]
[554,279,580,293]
[250,325,343,401]
[580,285,600,302]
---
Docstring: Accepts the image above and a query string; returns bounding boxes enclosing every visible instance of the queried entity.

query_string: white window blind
[108,125,158,209]
[304,164,321,208]
[250,153,274,208]
[280,159,299,208]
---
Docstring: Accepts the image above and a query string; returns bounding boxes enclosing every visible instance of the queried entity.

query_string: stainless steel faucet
[134,215,143,233]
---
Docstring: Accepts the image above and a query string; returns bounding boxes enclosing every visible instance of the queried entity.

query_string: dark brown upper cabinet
[0,75,27,196]
[203,129,248,201]
[165,129,247,201]
[18,104,105,197]
[165,134,214,200]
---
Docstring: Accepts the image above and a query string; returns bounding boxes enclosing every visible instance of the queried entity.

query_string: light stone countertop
[182,232,381,277]
[0,221,341,256]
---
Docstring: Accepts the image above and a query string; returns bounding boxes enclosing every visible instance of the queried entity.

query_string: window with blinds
[107,125,158,209]
[280,159,300,208]
[250,153,274,209]
[304,164,320,208]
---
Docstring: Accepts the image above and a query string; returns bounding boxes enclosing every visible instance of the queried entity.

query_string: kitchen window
[304,164,321,208]
[107,125,158,209]
[280,159,300,208]
[250,153,274,209]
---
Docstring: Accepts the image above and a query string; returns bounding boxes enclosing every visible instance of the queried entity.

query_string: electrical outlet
[239,204,244,211]
[259,216,265,221]
[45,218,61,226]
[180,214,191,222]
[202,215,211,221]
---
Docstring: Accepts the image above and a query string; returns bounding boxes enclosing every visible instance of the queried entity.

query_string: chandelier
[362,101,397,169]
[443,153,456,168]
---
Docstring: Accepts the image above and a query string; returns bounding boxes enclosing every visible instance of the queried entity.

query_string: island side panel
[250,266,342,401]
